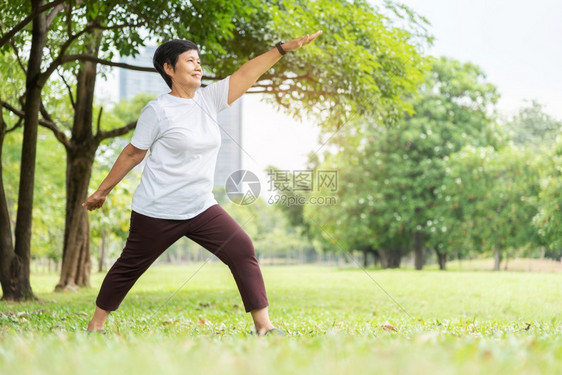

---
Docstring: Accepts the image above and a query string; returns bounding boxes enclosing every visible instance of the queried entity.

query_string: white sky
[239,94,320,193]
[98,0,562,185]
[397,0,562,119]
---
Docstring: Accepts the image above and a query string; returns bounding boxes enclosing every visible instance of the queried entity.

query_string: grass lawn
[1,263,561,374]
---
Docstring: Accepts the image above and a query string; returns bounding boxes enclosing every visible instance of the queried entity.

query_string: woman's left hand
[281,30,323,52]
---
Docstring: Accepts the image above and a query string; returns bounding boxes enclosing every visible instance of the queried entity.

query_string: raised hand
[281,30,323,52]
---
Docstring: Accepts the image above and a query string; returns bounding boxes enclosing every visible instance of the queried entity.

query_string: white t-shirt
[130,76,231,219]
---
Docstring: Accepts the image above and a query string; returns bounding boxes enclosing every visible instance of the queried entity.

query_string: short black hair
[153,39,200,89]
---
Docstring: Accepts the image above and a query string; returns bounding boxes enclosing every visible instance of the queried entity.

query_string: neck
[170,84,197,99]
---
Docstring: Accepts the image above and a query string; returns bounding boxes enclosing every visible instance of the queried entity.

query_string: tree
[0,103,23,299]
[304,57,502,270]
[506,100,562,149]
[534,134,562,260]
[0,48,25,299]
[1,45,73,278]
[0,0,60,300]
[435,146,540,271]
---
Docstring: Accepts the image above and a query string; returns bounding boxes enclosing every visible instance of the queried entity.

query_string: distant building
[119,46,243,188]
[214,102,243,188]
[119,46,169,101]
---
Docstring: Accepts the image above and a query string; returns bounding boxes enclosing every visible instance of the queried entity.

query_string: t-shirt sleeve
[201,75,231,113]
[130,105,160,150]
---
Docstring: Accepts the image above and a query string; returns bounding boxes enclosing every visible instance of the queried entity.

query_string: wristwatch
[275,41,287,55]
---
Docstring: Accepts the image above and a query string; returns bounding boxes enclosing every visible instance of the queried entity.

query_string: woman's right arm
[82,143,147,211]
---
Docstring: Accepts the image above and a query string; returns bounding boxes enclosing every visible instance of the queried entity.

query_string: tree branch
[39,100,55,123]
[0,99,70,148]
[0,100,23,119]
[39,21,100,85]
[18,93,25,109]
[60,54,157,72]
[39,20,145,86]
[54,55,319,78]
[97,121,137,141]
[8,118,23,133]
[96,106,103,135]
[39,100,70,148]
[203,73,312,82]
[0,103,23,133]
[65,0,72,38]
[0,102,6,133]
[9,39,27,74]
[0,0,65,48]
[56,67,76,109]
[249,86,335,97]
[46,1,66,28]
[39,119,71,149]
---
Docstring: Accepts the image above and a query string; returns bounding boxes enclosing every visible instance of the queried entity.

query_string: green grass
[1,264,561,374]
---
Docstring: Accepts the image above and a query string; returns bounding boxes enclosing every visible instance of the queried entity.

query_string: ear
[163,62,175,79]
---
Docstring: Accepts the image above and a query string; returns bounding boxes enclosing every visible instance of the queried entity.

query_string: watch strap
[275,41,287,55]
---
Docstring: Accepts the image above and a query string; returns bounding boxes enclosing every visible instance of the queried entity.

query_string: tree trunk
[0,108,20,299]
[361,247,379,268]
[55,37,101,291]
[0,140,26,299]
[434,247,446,270]
[98,230,106,273]
[493,244,501,271]
[413,231,424,270]
[379,248,402,269]
[373,249,381,266]
[2,0,47,301]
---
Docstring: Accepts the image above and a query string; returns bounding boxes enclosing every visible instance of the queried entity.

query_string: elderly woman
[83,31,322,336]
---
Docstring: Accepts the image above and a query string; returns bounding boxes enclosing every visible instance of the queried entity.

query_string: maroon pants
[95,204,269,313]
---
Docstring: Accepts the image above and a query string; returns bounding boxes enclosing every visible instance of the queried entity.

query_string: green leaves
[255,0,429,129]
[505,100,562,149]
[305,57,502,265]
[534,136,562,255]
[435,146,540,258]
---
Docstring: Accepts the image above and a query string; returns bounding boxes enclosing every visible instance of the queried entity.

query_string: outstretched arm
[227,30,322,105]
[82,143,147,211]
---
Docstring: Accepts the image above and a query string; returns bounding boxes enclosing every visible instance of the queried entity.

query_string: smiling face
[163,50,203,91]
